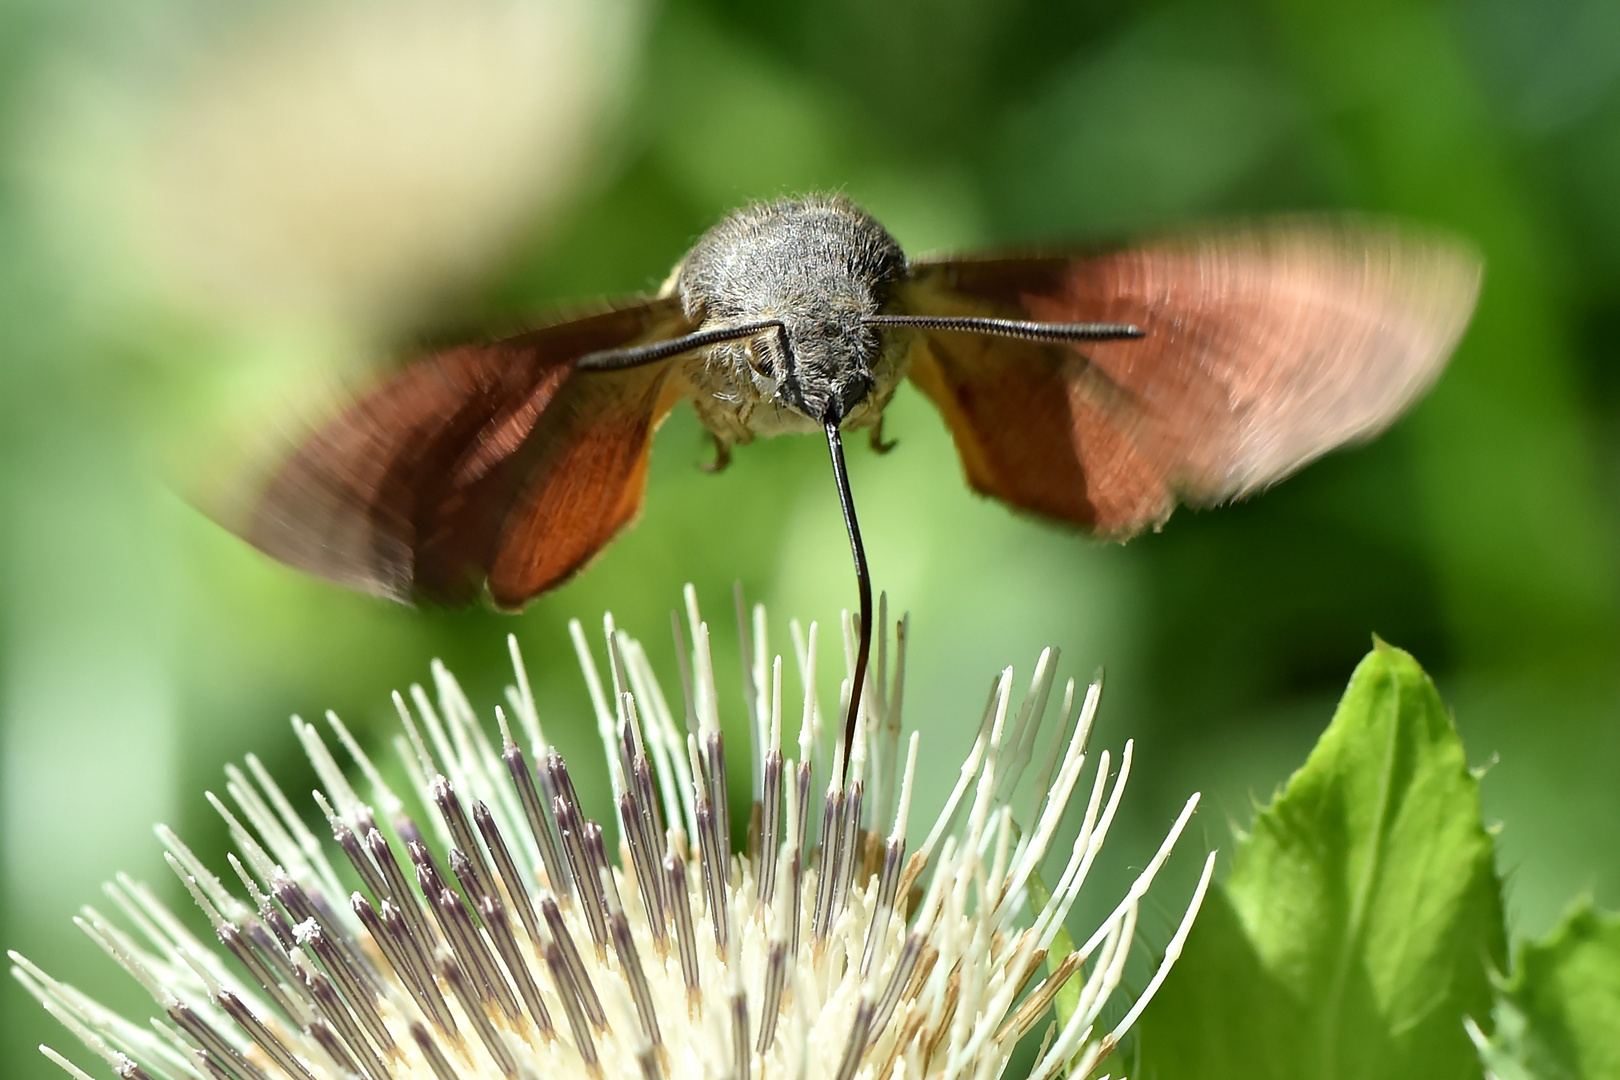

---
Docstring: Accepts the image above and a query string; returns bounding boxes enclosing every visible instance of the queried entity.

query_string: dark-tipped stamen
[227,854,295,953]
[755,940,788,1056]
[553,795,609,955]
[788,761,812,956]
[579,823,615,960]
[214,988,318,1080]
[249,929,316,1021]
[602,869,663,1060]
[380,899,458,1034]
[664,840,701,1011]
[196,1046,240,1080]
[271,875,376,988]
[305,1018,363,1080]
[295,960,388,1080]
[352,895,456,1036]
[446,851,523,1022]
[296,922,396,1058]
[756,747,782,911]
[869,928,926,1038]
[365,827,439,952]
[861,837,907,978]
[614,693,662,900]
[730,983,750,1080]
[691,752,729,954]
[323,812,393,907]
[476,894,555,1041]
[502,741,571,902]
[215,922,309,1027]
[540,896,607,1029]
[432,865,519,1024]
[812,779,844,945]
[409,1022,462,1080]
[632,753,669,922]
[411,853,499,1015]
[472,800,544,948]
[431,776,498,905]
[755,869,794,1056]
[540,933,601,1072]
[831,996,875,1080]
[832,765,865,925]
[618,791,667,952]
[439,960,517,1079]
[168,1000,274,1080]
[164,859,310,1028]
[703,731,732,879]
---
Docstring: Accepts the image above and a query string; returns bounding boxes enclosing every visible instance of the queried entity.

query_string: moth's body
[669,195,912,443]
[234,190,1480,757]
[237,191,1480,630]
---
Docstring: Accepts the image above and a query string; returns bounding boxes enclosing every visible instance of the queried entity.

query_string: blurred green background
[4,0,1620,1076]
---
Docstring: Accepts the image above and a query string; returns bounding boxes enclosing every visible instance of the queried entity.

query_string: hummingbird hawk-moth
[234,193,1481,752]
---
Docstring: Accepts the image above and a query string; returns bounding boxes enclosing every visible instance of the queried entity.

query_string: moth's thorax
[673,194,910,442]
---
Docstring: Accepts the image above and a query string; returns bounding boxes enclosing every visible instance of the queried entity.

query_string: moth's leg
[701,431,733,474]
[868,415,898,455]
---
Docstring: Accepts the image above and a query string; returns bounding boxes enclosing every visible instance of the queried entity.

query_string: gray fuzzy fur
[673,194,911,442]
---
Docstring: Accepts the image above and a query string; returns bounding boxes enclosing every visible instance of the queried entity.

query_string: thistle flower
[13,589,1214,1080]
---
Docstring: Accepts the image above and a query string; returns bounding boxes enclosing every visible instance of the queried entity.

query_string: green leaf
[1472,901,1620,1080]
[1136,639,1506,1080]
[1028,870,1083,1032]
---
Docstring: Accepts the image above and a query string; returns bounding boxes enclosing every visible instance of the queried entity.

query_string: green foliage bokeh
[3,0,1620,1077]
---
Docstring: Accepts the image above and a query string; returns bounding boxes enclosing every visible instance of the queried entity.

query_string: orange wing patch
[901,281,1173,536]
[901,220,1478,537]
[238,297,692,605]
[486,365,686,607]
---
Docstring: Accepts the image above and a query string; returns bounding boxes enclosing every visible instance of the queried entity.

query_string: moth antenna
[577,318,787,372]
[824,421,873,778]
[862,314,1142,343]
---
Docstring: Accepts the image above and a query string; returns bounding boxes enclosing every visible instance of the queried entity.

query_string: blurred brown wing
[899,221,1481,536]
[240,296,693,606]
[483,358,688,608]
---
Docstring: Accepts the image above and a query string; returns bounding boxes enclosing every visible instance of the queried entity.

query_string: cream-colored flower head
[14,589,1213,1080]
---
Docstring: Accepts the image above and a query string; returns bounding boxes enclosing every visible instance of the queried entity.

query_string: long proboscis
[825,421,872,778]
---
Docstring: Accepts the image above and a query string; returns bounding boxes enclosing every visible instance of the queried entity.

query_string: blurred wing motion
[236,297,693,608]
[900,221,1481,535]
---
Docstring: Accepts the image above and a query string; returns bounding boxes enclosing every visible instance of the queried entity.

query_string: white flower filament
[13,592,1215,1080]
